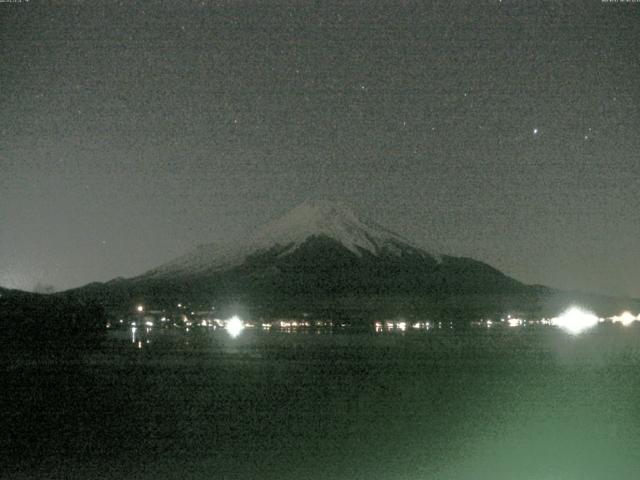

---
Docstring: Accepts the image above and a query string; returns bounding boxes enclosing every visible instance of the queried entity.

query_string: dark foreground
[3,325,640,480]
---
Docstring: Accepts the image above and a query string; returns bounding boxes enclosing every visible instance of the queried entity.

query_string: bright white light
[397,321,407,332]
[611,311,636,327]
[226,315,245,338]
[131,326,137,343]
[145,321,154,327]
[136,305,144,313]
[508,318,522,328]
[552,307,599,335]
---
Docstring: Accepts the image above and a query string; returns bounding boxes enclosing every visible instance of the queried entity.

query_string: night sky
[1,1,638,297]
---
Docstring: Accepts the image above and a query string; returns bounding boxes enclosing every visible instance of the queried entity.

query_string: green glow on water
[5,326,640,479]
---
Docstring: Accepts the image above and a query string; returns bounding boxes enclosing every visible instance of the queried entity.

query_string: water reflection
[23,309,640,480]
[116,306,640,352]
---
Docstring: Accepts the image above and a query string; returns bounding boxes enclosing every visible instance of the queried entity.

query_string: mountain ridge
[143,200,443,279]
[55,199,640,319]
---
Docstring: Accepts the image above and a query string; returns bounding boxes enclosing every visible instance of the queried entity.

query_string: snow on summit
[144,200,441,277]
[250,200,435,257]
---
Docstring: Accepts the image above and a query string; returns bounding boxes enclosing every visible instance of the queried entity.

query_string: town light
[226,315,244,338]
[551,307,599,335]
[611,311,636,327]
[507,317,522,328]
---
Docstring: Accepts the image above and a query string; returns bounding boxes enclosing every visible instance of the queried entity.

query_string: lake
[3,323,640,479]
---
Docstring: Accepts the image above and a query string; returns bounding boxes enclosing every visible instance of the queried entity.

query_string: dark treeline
[0,288,107,357]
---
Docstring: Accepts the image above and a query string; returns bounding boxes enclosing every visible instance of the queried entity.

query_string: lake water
[4,324,640,479]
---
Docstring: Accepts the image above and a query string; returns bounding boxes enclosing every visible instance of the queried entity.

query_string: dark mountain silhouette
[59,201,640,320]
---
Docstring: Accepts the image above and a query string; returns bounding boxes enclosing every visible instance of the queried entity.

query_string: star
[533,128,539,135]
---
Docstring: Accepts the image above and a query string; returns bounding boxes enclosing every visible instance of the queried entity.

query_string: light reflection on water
[93,323,640,480]
[114,314,640,357]
[116,306,640,352]
[8,318,640,480]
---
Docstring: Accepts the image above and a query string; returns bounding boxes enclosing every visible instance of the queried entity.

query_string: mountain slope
[64,201,640,319]
[63,201,528,316]
[144,200,442,278]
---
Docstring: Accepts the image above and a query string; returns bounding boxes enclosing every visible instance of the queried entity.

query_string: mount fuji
[68,200,539,317]
[144,200,444,278]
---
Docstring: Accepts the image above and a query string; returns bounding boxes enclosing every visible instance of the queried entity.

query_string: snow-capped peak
[249,200,433,257]
[142,200,440,278]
